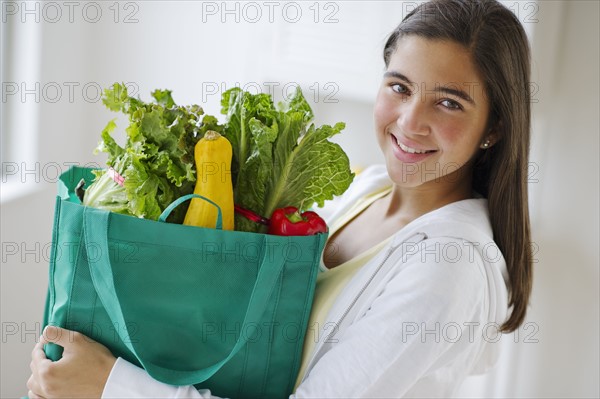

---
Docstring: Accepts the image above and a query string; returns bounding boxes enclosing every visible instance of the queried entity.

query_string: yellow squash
[183,130,234,230]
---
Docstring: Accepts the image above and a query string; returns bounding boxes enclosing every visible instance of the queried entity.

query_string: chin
[383,157,422,188]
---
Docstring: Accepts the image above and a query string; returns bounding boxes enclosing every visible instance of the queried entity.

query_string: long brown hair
[383,0,532,333]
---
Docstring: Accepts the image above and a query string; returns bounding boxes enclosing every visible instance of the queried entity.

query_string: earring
[482,140,490,149]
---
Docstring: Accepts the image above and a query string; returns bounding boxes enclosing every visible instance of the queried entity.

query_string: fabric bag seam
[46,196,62,326]
[65,220,85,330]
[260,260,284,396]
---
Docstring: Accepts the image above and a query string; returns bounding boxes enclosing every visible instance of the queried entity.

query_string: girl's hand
[27,326,117,399]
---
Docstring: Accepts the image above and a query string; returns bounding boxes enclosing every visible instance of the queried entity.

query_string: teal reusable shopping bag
[42,166,326,399]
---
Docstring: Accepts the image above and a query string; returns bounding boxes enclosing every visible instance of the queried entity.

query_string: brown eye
[441,99,462,110]
[391,83,410,95]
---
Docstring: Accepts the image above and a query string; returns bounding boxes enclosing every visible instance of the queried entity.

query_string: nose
[396,98,430,136]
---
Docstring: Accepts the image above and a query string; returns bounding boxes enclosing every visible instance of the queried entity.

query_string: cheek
[437,121,483,160]
[373,95,394,132]
[438,124,465,146]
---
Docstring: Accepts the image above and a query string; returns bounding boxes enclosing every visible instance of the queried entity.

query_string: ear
[480,135,496,149]
[480,122,502,149]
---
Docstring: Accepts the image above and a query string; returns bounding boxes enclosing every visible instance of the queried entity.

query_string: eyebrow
[383,71,476,105]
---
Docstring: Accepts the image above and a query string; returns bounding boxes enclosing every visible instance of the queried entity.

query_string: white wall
[1,1,598,398]
[514,1,599,395]
[457,1,600,397]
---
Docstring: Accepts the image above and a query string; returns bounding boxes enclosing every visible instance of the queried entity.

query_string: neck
[383,169,474,224]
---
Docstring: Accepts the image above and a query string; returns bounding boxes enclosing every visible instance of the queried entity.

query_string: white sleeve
[102,357,226,399]
[103,238,489,399]
[292,238,489,398]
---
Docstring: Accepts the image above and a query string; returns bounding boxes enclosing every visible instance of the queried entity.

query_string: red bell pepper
[234,205,327,236]
[268,207,327,236]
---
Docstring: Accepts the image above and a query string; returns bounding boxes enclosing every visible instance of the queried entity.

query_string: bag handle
[82,206,284,385]
[158,194,223,229]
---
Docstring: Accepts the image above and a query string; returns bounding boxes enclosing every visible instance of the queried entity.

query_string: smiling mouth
[391,134,436,154]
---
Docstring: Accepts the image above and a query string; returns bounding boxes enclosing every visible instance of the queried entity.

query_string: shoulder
[418,198,493,239]
[390,198,499,261]
[393,236,489,303]
[331,164,391,207]
[411,199,509,289]
[347,164,391,195]
[384,204,510,355]
[396,198,507,297]
[316,164,392,223]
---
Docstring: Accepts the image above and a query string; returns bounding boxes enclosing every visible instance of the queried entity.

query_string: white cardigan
[102,164,510,398]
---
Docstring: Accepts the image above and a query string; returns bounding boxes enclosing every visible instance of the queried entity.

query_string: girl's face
[374,36,492,190]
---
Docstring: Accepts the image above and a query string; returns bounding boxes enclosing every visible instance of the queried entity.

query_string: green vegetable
[83,83,222,223]
[83,83,354,230]
[221,87,355,233]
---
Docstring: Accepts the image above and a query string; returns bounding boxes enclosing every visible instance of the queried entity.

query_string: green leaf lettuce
[83,83,222,223]
[222,87,354,232]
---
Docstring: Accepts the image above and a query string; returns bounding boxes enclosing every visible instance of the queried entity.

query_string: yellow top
[294,186,393,389]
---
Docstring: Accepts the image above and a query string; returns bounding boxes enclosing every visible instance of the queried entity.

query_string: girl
[28,0,533,397]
